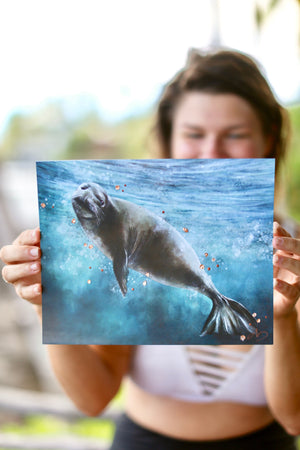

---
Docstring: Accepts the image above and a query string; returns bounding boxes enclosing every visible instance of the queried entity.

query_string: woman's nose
[197,136,225,158]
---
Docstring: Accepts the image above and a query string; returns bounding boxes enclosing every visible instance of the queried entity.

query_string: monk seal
[72,182,257,336]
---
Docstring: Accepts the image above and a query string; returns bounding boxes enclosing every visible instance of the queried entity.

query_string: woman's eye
[226,133,249,139]
[185,133,204,139]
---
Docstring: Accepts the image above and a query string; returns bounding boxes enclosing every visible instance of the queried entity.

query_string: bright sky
[0,0,299,134]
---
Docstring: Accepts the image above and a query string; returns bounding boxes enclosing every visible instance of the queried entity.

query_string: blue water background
[36,159,274,345]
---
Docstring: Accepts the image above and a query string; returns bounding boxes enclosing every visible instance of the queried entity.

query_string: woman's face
[170,92,271,159]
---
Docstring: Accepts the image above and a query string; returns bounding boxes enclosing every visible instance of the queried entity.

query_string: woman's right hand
[0,228,42,305]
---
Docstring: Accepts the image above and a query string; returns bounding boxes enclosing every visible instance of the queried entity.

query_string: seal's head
[72,183,109,228]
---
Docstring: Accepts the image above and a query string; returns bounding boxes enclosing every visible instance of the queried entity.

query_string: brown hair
[155,48,289,168]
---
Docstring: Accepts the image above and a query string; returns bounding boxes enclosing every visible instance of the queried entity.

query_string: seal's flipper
[200,296,257,337]
[113,249,128,296]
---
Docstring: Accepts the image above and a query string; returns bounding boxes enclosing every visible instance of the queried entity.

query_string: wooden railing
[0,386,120,449]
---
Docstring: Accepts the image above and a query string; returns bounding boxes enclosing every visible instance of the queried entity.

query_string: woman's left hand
[273,221,300,319]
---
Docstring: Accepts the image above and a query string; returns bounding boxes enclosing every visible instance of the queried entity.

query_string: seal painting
[72,182,257,336]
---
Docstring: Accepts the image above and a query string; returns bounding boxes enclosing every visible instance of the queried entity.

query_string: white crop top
[129,345,266,406]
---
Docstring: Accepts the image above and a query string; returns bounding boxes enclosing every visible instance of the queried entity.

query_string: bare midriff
[125,344,274,441]
[125,380,273,440]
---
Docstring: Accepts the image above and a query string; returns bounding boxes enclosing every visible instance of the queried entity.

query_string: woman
[1,49,300,449]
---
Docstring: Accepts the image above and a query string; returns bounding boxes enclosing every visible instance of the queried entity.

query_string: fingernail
[30,248,39,257]
[273,279,283,290]
[33,284,41,294]
[273,254,279,264]
[274,237,283,246]
[30,263,39,272]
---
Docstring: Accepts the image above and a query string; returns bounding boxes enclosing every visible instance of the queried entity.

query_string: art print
[37,159,274,345]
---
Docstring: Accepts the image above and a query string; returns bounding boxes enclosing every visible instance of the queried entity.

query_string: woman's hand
[265,222,300,434]
[0,228,42,305]
[273,221,300,320]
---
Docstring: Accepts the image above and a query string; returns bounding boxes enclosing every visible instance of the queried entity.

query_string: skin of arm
[46,342,132,416]
[264,222,300,435]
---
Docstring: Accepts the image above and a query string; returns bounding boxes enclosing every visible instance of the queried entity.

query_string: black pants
[110,414,297,450]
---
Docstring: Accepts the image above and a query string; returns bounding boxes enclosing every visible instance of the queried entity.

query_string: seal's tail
[200,295,257,337]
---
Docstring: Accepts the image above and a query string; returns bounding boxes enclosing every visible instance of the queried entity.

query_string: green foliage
[72,418,114,440]
[113,111,155,159]
[255,0,293,30]
[0,112,27,160]
[0,415,115,440]
[286,104,300,221]
[60,110,154,160]
[0,97,154,161]
[0,415,299,449]
[0,387,125,447]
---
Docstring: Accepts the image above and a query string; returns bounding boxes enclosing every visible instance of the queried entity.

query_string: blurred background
[0,0,299,448]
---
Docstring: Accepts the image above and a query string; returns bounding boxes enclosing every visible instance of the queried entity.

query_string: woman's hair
[155,48,289,167]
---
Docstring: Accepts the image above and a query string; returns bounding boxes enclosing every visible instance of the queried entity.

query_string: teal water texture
[36,159,275,345]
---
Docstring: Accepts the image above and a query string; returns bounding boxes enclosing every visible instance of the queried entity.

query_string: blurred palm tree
[255,0,300,48]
